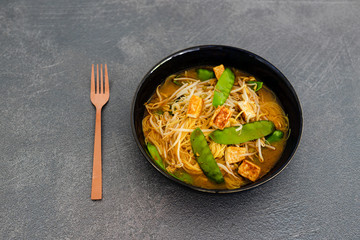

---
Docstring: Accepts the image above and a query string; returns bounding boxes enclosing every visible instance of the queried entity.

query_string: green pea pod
[212,68,235,107]
[147,143,166,171]
[190,128,224,184]
[210,121,275,145]
[173,171,193,184]
[246,81,263,92]
[176,172,193,184]
[266,130,284,143]
[197,69,215,81]
[147,142,193,184]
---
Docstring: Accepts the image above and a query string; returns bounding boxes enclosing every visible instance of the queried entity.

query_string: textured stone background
[1,0,359,239]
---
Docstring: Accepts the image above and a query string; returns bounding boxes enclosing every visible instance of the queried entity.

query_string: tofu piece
[238,160,261,182]
[187,95,203,118]
[238,101,256,121]
[211,106,232,129]
[225,147,247,164]
[213,64,225,80]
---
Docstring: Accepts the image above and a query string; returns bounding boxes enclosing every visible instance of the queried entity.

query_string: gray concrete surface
[1,0,359,239]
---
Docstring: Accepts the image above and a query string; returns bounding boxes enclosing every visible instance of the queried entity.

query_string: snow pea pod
[197,69,215,81]
[246,81,263,92]
[190,128,224,184]
[147,142,166,171]
[266,130,284,143]
[147,142,193,184]
[212,68,235,107]
[210,121,275,145]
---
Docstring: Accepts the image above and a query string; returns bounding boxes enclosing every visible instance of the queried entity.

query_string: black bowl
[131,45,302,193]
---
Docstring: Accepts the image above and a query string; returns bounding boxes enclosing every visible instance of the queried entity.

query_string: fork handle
[91,107,102,200]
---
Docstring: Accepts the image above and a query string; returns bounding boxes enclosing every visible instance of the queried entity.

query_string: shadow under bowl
[131,45,302,193]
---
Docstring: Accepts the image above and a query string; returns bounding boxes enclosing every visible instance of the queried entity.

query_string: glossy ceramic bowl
[131,45,302,193]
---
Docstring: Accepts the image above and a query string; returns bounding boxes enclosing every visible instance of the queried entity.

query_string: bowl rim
[131,44,303,193]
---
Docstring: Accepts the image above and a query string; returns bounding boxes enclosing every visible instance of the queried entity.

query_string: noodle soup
[142,65,289,190]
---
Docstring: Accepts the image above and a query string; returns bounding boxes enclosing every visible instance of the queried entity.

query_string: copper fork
[90,64,109,200]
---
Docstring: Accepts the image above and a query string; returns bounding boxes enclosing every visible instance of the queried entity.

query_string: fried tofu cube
[187,95,203,118]
[213,64,225,80]
[238,101,256,121]
[225,147,247,164]
[238,160,261,182]
[211,106,232,129]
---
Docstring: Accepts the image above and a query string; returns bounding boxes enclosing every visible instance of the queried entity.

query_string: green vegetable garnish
[169,74,182,86]
[266,130,284,143]
[210,121,275,145]
[155,109,164,115]
[197,69,215,81]
[212,68,235,107]
[173,80,181,86]
[190,128,224,184]
[246,81,263,92]
[147,142,193,184]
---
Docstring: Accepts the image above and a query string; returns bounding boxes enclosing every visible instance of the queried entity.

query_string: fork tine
[96,64,99,94]
[91,64,95,94]
[105,64,109,94]
[100,64,104,94]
